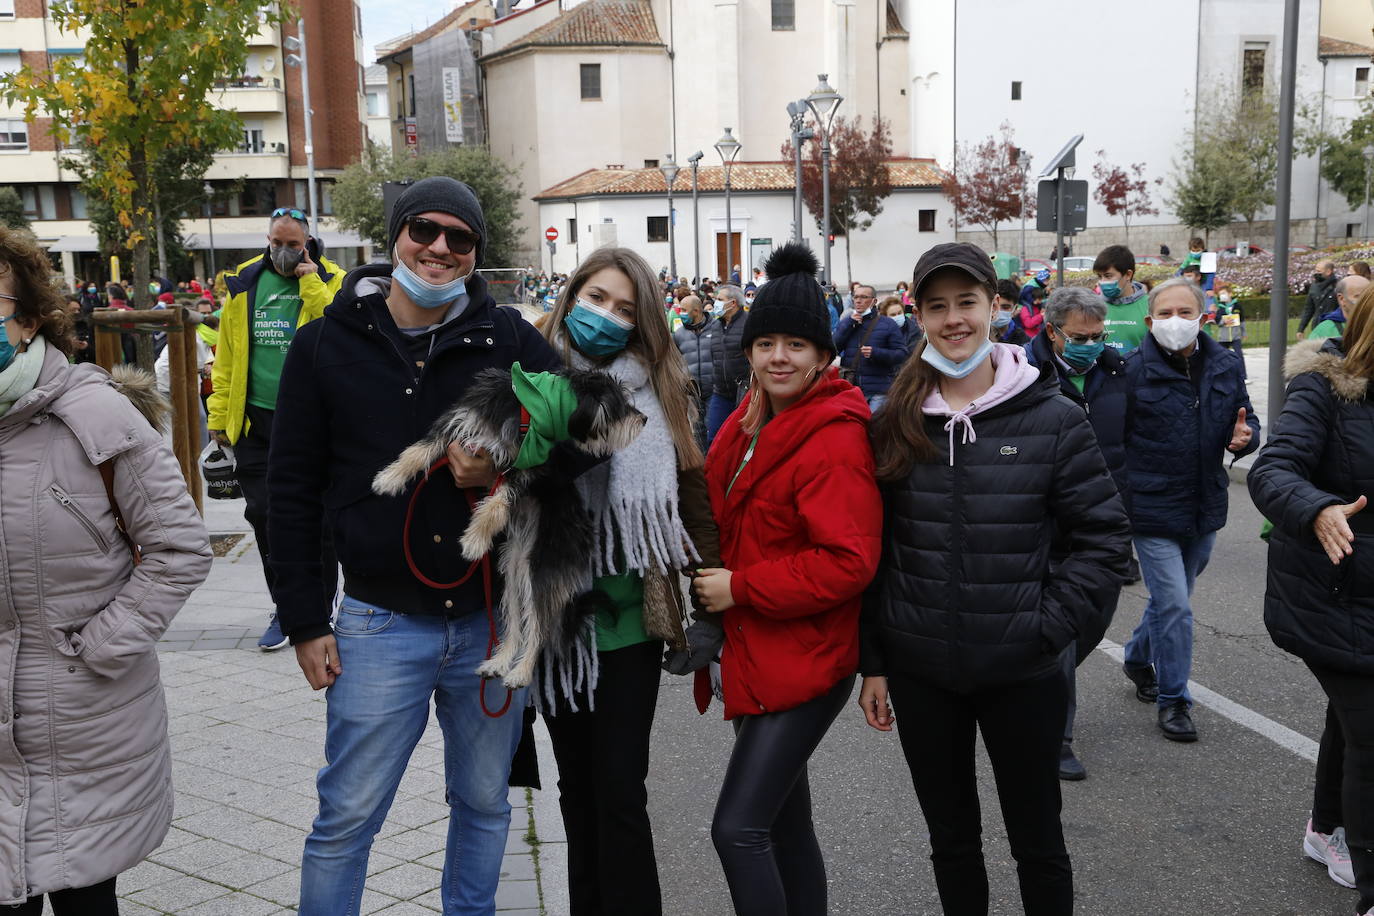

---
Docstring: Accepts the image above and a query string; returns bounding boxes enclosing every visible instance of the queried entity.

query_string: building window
[395,77,404,118]
[580,64,601,100]
[1243,43,1267,97]
[647,216,669,242]
[408,74,416,115]
[366,91,381,116]
[918,209,936,232]
[644,159,658,168]
[239,127,266,154]
[771,0,794,30]
[0,53,19,75]
[70,187,88,219]
[20,185,55,220]
[0,0,13,19]
[1011,81,1022,100]
[0,119,28,151]
[293,179,334,215]
[1358,67,1370,97]
[568,219,578,244]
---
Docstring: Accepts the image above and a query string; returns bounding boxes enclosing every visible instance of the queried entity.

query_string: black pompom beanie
[740,243,834,355]
[387,176,488,268]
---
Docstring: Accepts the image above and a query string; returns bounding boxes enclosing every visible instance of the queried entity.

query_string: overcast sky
[358,0,457,65]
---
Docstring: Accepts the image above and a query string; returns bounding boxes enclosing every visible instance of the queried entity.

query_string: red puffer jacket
[706,372,882,719]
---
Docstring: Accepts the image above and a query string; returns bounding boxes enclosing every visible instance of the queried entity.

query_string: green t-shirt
[1311,319,1343,341]
[1103,294,1150,354]
[594,571,650,651]
[246,269,304,410]
[1067,372,1087,393]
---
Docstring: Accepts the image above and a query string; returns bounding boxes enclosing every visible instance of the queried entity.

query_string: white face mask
[1151,315,1201,352]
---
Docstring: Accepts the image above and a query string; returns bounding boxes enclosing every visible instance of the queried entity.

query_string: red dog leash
[402,456,512,718]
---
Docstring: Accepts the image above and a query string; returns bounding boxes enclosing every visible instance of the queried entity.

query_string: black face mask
[270,245,306,276]
[1314,272,1327,282]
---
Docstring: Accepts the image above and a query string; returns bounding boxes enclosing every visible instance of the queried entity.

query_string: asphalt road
[643,480,1355,916]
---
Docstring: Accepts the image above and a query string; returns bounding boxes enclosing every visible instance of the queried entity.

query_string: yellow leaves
[118,211,134,230]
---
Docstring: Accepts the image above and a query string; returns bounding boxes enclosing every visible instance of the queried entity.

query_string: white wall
[539,187,953,289]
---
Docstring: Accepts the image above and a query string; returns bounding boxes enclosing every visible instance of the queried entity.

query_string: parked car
[1215,244,1271,258]
[1135,255,1166,266]
[1060,256,1097,272]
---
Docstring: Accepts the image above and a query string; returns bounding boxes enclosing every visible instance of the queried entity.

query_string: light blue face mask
[991,310,1013,329]
[921,336,995,379]
[891,313,906,328]
[566,298,633,357]
[392,247,470,310]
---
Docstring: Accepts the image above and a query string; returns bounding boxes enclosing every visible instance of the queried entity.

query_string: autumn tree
[0,0,287,305]
[780,115,894,284]
[333,145,525,268]
[1316,98,1374,212]
[940,123,1034,250]
[1092,151,1160,245]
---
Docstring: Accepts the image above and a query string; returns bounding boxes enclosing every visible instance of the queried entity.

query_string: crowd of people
[3,176,1374,916]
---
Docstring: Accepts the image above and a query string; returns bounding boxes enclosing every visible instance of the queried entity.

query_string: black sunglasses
[406,216,479,255]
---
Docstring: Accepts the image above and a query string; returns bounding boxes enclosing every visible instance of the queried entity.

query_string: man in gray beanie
[268,176,566,913]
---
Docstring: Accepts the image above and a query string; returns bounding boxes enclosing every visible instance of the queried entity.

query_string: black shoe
[1158,701,1198,742]
[1058,743,1086,781]
[1122,662,1159,704]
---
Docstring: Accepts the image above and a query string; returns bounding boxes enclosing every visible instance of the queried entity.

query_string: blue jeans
[298,598,528,916]
[1122,532,1216,709]
[706,391,738,447]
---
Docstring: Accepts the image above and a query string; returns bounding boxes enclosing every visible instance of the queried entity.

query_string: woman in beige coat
[0,227,211,913]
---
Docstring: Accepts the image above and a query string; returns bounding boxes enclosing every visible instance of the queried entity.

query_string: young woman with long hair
[858,242,1131,916]
[539,246,717,916]
[693,243,881,915]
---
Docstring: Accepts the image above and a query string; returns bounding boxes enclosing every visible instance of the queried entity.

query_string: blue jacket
[267,264,563,643]
[833,311,909,398]
[1026,332,1130,513]
[1123,332,1260,537]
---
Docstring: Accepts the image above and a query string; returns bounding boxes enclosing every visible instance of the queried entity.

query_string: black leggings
[888,670,1072,916]
[1308,662,1374,912]
[8,878,118,915]
[711,674,854,916]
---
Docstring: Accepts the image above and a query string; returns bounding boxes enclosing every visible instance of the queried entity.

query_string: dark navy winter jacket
[1026,332,1130,512]
[267,265,562,644]
[673,315,719,403]
[833,311,909,399]
[1123,332,1260,538]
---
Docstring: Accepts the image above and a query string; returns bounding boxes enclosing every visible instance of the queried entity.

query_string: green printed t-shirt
[1103,296,1150,354]
[247,269,304,410]
[1311,319,1343,341]
[594,571,651,652]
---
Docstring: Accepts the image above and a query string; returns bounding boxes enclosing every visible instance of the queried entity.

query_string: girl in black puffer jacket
[859,243,1132,916]
[1249,300,1374,914]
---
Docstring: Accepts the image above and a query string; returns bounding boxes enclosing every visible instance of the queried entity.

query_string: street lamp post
[786,101,814,243]
[1019,153,1032,266]
[660,155,681,283]
[284,20,319,237]
[803,74,843,287]
[715,128,742,284]
[203,182,217,280]
[1363,145,1374,240]
[687,151,703,290]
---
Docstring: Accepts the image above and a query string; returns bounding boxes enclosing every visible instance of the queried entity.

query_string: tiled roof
[377,0,490,60]
[483,0,663,62]
[535,158,944,200]
[886,0,908,38]
[1319,35,1373,58]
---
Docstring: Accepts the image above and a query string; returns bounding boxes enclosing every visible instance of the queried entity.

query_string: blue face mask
[890,313,906,328]
[392,247,469,310]
[1098,280,1121,300]
[920,336,995,379]
[0,314,18,372]
[566,298,633,357]
[1062,338,1105,369]
[991,310,1013,329]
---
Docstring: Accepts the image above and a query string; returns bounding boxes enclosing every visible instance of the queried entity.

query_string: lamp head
[804,73,843,127]
[714,128,742,165]
[660,156,681,186]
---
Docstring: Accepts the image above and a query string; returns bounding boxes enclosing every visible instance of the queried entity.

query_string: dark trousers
[1313,700,1346,836]
[236,404,337,614]
[712,675,854,916]
[544,640,664,916]
[9,877,118,915]
[888,671,1073,916]
[1308,662,1374,911]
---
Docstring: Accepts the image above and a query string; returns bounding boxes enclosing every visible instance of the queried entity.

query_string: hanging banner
[442,68,463,144]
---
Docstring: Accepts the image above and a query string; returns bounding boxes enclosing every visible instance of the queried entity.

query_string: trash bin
[990,252,1022,280]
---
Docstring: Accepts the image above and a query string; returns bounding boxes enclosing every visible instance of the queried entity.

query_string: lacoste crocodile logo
[1000,445,1018,456]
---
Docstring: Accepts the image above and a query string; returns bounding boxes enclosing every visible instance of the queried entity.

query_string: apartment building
[0,0,370,285]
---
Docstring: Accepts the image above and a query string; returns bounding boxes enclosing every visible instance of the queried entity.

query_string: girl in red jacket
[694,243,882,916]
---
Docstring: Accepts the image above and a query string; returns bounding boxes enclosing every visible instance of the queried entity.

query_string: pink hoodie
[921,343,1042,466]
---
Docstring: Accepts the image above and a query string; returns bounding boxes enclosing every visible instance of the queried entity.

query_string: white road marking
[1097,639,1319,763]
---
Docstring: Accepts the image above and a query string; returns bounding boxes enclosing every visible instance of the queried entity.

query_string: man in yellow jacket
[208,207,344,650]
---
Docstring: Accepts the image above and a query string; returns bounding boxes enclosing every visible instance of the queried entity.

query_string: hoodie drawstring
[943,411,976,466]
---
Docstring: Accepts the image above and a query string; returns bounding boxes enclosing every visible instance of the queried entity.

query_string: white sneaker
[1304,818,1357,889]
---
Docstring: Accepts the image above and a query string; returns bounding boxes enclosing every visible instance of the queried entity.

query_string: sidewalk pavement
[123,495,569,915]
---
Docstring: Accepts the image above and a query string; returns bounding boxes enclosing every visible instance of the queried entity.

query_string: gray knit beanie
[387,176,488,269]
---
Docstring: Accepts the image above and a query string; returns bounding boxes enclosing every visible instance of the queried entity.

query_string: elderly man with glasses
[1026,286,1132,780]
[832,283,908,411]
[207,205,345,650]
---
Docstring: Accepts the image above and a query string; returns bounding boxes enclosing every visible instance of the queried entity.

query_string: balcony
[206,146,289,181]
[211,76,285,114]
[248,22,280,46]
